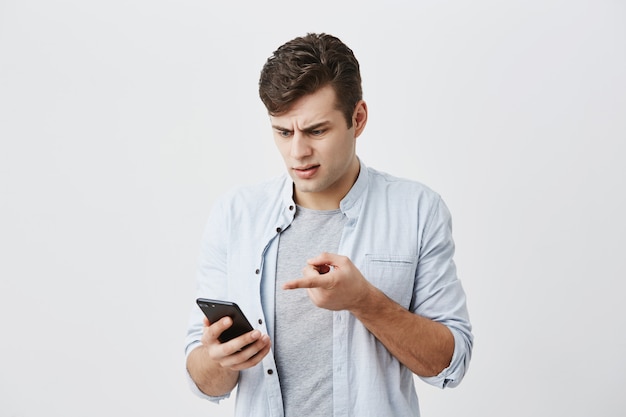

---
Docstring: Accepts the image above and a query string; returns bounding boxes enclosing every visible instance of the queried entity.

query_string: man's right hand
[202,316,272,371]
[187,317,271,397]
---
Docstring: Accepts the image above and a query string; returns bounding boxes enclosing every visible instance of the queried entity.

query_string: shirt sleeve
[184,196,236,402]
[413,195,473,388]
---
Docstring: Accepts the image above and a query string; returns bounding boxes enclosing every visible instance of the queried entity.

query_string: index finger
[282,275,330,290]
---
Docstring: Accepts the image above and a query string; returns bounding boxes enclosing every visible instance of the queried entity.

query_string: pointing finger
[282,275,330,290]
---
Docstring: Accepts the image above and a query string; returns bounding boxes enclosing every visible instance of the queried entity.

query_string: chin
[293,180,324,194]
[294,184,316,194]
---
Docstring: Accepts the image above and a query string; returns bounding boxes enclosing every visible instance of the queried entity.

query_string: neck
[294,158,360,210]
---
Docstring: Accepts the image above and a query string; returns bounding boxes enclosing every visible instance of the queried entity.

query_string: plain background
[1,0,625,416]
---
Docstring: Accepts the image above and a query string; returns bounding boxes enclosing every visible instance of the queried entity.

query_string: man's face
[270,85,367,210]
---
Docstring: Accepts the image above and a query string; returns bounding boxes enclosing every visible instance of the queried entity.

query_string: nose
[290,132,312,159]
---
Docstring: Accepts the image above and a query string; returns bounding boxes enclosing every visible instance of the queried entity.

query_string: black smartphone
[196,298,254,343]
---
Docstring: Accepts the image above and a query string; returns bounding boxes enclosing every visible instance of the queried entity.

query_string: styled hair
[258,33,362,128]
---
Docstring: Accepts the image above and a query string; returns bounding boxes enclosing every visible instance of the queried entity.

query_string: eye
[310,129,325,136]
[276,129,292,138]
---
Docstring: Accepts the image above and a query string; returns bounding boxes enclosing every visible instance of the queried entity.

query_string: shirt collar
[279,157,369,219]
[339,158,368,219]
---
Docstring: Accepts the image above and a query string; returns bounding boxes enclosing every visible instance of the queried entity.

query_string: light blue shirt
[185,160,473,417]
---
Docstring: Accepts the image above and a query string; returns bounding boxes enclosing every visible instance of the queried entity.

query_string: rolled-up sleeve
[414,196,473,388]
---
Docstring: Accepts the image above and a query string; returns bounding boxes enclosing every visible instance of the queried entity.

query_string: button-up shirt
[185,160,473,417]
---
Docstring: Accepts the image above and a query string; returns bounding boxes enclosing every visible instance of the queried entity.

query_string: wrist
[349,281,378,316]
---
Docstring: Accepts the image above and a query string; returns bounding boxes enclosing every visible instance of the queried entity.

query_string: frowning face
[270,85,367,210]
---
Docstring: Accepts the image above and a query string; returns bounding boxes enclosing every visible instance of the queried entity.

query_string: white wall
[1,1,624,416]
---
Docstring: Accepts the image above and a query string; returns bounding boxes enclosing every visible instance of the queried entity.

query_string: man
[185,33,473,416]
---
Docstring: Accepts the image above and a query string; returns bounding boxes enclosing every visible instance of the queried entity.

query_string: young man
[185,33,473,416]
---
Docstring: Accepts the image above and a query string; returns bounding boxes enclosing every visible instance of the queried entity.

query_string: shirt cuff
[419,329,469,389]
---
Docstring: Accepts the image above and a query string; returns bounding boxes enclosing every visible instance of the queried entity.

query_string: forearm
[186,345,239,397]
[351,284,455,377]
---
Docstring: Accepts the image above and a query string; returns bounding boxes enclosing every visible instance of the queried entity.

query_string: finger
[235,337,272,369]
[208,329,264,362]
[308,253,345,273]
[301,263,326,276]
[239,329,262,349]
[221,335,271,370]
[282,277,310,290]
[218,329,262,354]
[307,252,339,266]
[282,275,330,290]
[207,316,233,340]
[314,264,333,274]
[220,330,271,369]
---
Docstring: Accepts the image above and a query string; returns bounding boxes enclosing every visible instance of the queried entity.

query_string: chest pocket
[364,254,417,309]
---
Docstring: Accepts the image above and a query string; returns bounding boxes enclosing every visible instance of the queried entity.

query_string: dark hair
[258,33,362,128]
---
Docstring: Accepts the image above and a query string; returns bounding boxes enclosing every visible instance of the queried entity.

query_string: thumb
[307,252,340,266]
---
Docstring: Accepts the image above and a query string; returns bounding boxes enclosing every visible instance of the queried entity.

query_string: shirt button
[267,369,274,375]
[258,319,263,325]
[289,205,294,211]
[276,227,282,233]
[255,269,260,274]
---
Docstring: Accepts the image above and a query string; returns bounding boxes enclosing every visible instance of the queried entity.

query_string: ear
[352,100,368,138]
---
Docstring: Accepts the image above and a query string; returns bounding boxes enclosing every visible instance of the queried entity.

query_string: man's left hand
[282,252,372,311]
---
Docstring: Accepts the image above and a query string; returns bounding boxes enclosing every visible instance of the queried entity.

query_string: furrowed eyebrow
[271,124,292,133]
[271,121,330,134]
[302,121,330,132]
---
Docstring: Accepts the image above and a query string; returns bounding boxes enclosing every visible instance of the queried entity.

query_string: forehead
[270,85,342,126]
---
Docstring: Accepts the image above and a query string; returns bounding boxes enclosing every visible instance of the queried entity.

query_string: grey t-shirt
[274,206,346,417]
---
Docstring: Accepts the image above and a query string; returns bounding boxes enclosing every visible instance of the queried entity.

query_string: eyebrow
[272,121,331,133]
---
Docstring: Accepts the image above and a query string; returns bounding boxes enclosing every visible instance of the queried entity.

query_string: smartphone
[196,298,254,343]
